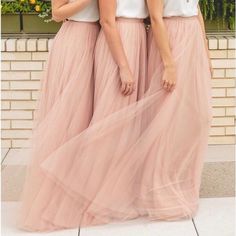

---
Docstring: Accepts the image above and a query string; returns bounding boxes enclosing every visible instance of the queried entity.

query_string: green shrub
[199,0,235,30]
[1,0,235,29]
[1,0,52,22]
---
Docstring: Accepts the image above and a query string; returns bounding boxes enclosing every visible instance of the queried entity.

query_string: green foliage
[1,1,22,14]
[199,0,235,30]
[1,0,235,29]
[1,0,52,22]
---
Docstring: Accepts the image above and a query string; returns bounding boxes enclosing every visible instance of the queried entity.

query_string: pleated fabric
[17,20,99,232]
[18,16,212,232]
[91,18,147,123]
[39,16,212,226]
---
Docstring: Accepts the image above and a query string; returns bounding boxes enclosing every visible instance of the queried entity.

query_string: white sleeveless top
[163,0,199,17]
[116,0,148,19]
[68,0,99,22]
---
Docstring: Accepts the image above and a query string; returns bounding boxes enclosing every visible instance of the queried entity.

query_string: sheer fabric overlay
[18,17,212,232]
[17,21,100,232]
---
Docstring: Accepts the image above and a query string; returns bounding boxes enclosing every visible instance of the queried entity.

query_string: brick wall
[1,36,236,148]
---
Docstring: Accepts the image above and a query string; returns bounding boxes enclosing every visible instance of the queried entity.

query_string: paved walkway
[2,198,235,236]
[1,147,235,235]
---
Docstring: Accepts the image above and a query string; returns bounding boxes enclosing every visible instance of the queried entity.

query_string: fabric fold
[18,16,212,232]
[40,16,211,226]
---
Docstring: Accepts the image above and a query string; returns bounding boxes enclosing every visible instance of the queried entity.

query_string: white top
[163,0,199,17]
[116,0,149,19]
[68,0,99,22]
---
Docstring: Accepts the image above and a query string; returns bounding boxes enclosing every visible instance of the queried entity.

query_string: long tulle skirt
[91,18,147,123]
[17,20,99,232]
[40,16,212,226]
[19,16,212,232]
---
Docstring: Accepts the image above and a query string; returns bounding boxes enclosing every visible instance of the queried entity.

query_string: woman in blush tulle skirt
[40,0,149,228]
[21,0,212,231]
[39,0,211,226]
[42,0,148,226]
[137,0,212,219]
[91,0,148,124]
[17,0,100,232]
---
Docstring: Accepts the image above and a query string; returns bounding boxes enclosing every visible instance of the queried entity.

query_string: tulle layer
[17,19,148,232]
[92,18,147,123]
[38,19,148,229]
[18,17,212,232]
[17,21,99,232]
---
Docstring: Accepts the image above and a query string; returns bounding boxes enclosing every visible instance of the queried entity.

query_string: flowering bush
[1,0,52,22]
[1,0,235,29]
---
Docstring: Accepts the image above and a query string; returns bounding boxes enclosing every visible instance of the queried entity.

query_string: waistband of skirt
[163,16,198,21]
[65,19,99,25]
[116,17,144,23]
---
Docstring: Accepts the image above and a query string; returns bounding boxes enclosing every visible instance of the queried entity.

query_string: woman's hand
[119,66,135,96]
[162,65,177,92]
[99,0,135,96]
[147,0,176,92]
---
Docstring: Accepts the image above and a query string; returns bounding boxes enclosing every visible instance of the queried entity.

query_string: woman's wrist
[164,63,175,69]
[118,64,130,71]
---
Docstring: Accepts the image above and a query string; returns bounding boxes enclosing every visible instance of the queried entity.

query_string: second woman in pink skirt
[91,0,148,123]
[17,0,149,232]
[39,0,149,228]
[40,0,211,228]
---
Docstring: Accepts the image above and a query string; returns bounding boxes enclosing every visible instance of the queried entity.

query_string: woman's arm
[147,0,176,92]
[197,5,213,77]
[52,0,91,22]
[99,0,135,96]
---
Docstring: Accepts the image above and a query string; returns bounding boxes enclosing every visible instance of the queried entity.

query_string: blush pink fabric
[17,16,212,232]
[91,18,147,123]
[17,21,99,232]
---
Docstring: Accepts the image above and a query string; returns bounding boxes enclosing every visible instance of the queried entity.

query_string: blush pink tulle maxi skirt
[17,18,147,232]
[18,16,212,232]
[91,18,147,123]
[17,20,99,231]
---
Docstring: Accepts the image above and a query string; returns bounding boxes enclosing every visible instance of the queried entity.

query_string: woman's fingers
[121,82,126,93]
[121,81,128,95]
[167,81,173,91]
[163,80,168,90]
[121,81,135,96]
[125,83,133,96]
[170,81,176,91]
[163,80,176,92]
[129,83,135,95]
[123,84,129,95]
